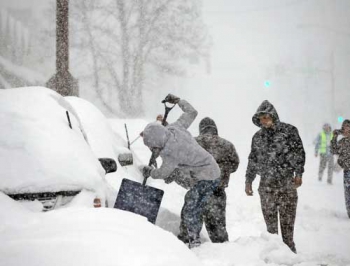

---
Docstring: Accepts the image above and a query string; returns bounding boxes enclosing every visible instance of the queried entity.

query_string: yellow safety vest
[319,131,333,154]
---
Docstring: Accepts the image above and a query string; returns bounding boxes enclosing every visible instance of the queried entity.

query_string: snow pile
[0,87,106,194]
[0,192,201,266]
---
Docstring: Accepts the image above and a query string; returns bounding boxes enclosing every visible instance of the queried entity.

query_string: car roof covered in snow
[0,87,106,194]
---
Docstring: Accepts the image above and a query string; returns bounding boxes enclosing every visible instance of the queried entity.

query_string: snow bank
[0,192,201,266]
[0,87,105,194]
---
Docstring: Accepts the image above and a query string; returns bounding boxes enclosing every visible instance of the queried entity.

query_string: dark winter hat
[341,119,350,130]
[252,100,280,127]
[199,117,218,135]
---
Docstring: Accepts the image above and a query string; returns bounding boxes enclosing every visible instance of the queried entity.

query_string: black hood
[252,100,280,128]
[199,117,218,135]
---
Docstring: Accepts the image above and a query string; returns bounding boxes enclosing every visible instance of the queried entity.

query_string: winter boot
[177,234,189,244]
[187,232,201,249]
[188,237,201,249]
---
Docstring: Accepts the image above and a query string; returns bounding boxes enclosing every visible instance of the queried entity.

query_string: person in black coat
[198,117,239,242]
[245,100,305,253]
[331,119,350,218]
[177,117,239,244]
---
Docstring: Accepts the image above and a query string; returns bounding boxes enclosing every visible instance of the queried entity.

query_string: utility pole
[46,0,78,96]
[330,51,335,126]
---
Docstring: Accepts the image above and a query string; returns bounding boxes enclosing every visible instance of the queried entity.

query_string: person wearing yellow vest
[315,123,334,184]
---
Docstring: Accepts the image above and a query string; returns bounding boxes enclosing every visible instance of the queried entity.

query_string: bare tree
[71,0,211,116]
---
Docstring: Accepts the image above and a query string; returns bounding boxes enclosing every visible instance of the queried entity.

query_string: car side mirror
[118,153,133,166]
[98,158,117,174]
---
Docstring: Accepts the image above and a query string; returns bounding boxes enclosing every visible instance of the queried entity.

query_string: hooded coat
[331,119,350,170]
[195,117,239,188]
[245,100,305,190]
[143,99,220,184]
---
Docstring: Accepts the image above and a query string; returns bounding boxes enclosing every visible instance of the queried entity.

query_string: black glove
[141,166,153,178]
[213,187,225,197]
[333,129,342,135]
[162,94,180,104]
[164,168,179,184]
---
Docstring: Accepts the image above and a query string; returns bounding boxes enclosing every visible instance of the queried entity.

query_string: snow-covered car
[0,87,117,211]
[64,96,134,170]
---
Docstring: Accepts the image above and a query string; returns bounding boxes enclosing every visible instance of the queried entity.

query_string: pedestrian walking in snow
[245,100,305,253]
[315,123,334,184]
[331,119,350,218]
[140,94,221,248]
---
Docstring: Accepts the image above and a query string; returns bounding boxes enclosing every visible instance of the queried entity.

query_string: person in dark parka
[331,119,350,218]
[178,117,240,243]
[196,117,239,243]
[245,100,305,253]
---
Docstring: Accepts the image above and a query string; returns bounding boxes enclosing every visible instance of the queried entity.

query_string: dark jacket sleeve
[330,134,340,155]
[289,127,305,177]
[221,143,239,173]
[218,143,240,188]
[245,134,258,184]
[230,144,240,173]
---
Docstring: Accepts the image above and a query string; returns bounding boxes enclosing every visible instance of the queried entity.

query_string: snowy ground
[194,150,350,266]
[110,119,350,266]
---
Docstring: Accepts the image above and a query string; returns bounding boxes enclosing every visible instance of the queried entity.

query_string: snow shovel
[114,144,164,224]
[114,178,164,224]
[114,98,176,224]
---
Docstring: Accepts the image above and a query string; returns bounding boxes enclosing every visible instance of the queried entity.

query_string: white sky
[165,0,350,150]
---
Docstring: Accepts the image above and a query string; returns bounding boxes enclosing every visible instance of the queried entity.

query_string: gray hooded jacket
[143,99,220,183]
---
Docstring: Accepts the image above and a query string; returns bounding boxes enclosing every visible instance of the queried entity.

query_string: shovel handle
[142,177,148,186]
[162,103,176,126]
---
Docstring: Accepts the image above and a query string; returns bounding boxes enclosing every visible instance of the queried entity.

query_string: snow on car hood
[0,87,106,194]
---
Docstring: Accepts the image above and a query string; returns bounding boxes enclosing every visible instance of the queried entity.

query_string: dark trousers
[179,179,219,242]
[318,154,334,183]
[259,188,298,253]
[344,170,350,218]
[202,189,229,243]
[179,187,228,243]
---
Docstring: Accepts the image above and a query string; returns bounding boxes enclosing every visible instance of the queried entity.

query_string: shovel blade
[114,178,164,224]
